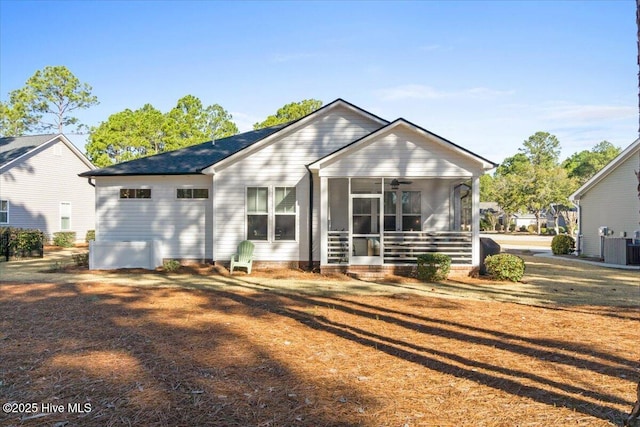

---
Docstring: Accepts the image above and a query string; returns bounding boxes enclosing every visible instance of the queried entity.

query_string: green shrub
[72,252,89,267]
[484,253,525,282]
[85,230,95,243]
[163,259,181,272]
[49,261,65,272]
[527,224,536,234]
[551,234,575,255]
[416,253,451,282]
[53,231,76,248]
[1,227,44,258]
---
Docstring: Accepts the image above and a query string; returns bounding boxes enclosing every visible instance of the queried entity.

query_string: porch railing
[327,230,473,265]
[328,231,349,264]
[383,231,472,265]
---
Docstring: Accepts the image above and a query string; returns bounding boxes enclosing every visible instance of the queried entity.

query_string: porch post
[211,174,216,263]
[472,175,480,266]
[320,176,328,266]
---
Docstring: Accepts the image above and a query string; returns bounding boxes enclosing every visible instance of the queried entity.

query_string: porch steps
[346,269,387,281]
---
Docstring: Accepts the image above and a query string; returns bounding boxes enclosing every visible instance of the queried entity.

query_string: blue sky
[0,0,636,164]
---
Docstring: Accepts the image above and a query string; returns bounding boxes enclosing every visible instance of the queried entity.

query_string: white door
[350,195,383,265]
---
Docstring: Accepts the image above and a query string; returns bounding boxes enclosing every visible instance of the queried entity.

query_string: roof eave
[204,99,390,174]
[569,137,640,201]
[309,119,498,172]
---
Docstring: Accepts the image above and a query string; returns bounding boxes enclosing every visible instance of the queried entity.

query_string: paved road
[480,233,553,253]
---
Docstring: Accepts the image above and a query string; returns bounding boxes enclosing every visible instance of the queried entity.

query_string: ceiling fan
[390,178,412,189]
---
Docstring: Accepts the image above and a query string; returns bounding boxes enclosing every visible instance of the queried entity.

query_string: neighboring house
[80,99,497,273]
[512,213,537,229]
[0,134,96,242]
[570,138,640,258]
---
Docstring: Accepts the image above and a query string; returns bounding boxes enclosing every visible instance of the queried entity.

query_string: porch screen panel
[247,187,268,240]
[353,198,377,234]
[384,191,397,231]
[402,191,421,231]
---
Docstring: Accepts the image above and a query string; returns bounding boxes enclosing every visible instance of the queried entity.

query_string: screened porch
[321,177,476,267]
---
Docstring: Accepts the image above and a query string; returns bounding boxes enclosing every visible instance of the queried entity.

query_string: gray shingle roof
[0,134,58,166]
[80,124,287,177]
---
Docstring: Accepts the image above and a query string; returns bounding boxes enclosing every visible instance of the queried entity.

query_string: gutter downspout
[87,178,95,187]
[575,199,582,255]
[305,165,314,271]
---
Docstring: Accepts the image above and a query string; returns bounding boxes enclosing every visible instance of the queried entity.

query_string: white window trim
[245,186,299,243]
[0,199,9,224]
[246,186,269,242]
[176,187,210,200]
[119,187,152,200]
[60,201,72,231]
[274,186,298,242]
[384,189,422,231]
[401,190,421,231]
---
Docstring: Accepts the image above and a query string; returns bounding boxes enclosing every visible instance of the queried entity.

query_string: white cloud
[542,103,636,122]
[420,44,444,52]
[230,111,258,132]
[270,52,318,63]
[376,84,514,101]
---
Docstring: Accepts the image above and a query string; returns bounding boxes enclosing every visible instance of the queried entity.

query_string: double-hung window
[401,191,421,231]
[246,186,297,241]
[247,187,268,240]
[384,190,421,231]
[0,200,8,224]
[60,202,71,230]
[274,187,296,241]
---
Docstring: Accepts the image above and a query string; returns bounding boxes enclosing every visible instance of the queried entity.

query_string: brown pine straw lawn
[0,253,639,426]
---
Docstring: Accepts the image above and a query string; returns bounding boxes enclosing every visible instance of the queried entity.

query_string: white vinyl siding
[214,105,384,262]
[318,128,482,178]
[577,148,640,257]
[0,139,95,241]
[95,175,212,260]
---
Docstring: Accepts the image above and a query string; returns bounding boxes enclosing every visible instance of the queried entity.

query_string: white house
[81,99,497,274]
[570,138,640,260]
[0,134,96,242]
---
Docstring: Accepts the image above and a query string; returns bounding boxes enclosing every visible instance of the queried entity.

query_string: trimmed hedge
[484,253,525,282]
[163,259,181,272]
[551,234,575,255]
[0,227,44,259]
[53,231,76,248]
[72,252,89,267]
[85,229,95,243]
[416,253,451,282]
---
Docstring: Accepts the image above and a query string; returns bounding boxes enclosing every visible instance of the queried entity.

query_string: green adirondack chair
[230,240,255,274]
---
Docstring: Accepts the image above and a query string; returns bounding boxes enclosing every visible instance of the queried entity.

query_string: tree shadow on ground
[0,283,375,426]
[221,278,638,426]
